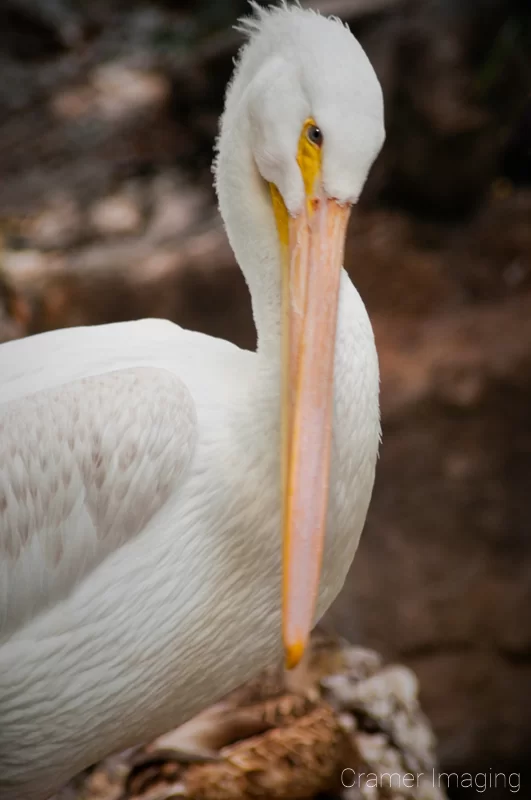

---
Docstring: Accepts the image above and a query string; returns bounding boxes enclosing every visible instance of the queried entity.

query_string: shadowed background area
[0,0,530,796]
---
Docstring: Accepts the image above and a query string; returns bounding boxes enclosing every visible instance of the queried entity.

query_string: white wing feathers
[0,367,197,637]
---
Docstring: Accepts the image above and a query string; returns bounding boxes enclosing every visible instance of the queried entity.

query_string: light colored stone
[89,194,143,237]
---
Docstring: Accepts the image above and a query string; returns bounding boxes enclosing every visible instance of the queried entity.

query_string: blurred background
[0,0,530,796]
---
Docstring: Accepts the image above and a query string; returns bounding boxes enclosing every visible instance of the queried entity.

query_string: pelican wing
[0,367,197,638]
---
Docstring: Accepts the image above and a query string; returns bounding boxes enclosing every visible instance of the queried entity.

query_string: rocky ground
[1,1,530,797]
[52,633,448,800]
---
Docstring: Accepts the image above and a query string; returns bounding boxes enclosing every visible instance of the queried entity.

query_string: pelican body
[0,5,384,799]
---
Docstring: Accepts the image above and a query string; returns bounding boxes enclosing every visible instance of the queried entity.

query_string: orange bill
[282,196,351,669]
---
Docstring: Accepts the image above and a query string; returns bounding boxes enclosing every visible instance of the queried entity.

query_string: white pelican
[0,4,384,798]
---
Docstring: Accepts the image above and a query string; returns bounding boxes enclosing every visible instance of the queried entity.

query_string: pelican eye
[306,124,323,147]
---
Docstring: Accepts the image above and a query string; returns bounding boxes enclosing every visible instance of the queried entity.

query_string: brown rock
[119,637,446,800]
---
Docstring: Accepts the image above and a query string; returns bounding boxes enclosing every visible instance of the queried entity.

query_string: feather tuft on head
[235,1,303,39]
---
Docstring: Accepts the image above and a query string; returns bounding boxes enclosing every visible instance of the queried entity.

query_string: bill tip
[284,639,306,670]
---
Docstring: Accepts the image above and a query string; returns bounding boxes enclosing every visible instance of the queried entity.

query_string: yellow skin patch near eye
[270,183,289,248]
[270,117,323,243]
[296,118,323,212]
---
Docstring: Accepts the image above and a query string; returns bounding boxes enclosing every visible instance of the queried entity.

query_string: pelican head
[215,2,385,669]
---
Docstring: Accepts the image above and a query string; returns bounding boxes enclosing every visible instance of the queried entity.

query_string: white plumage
[0,4,384,799]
